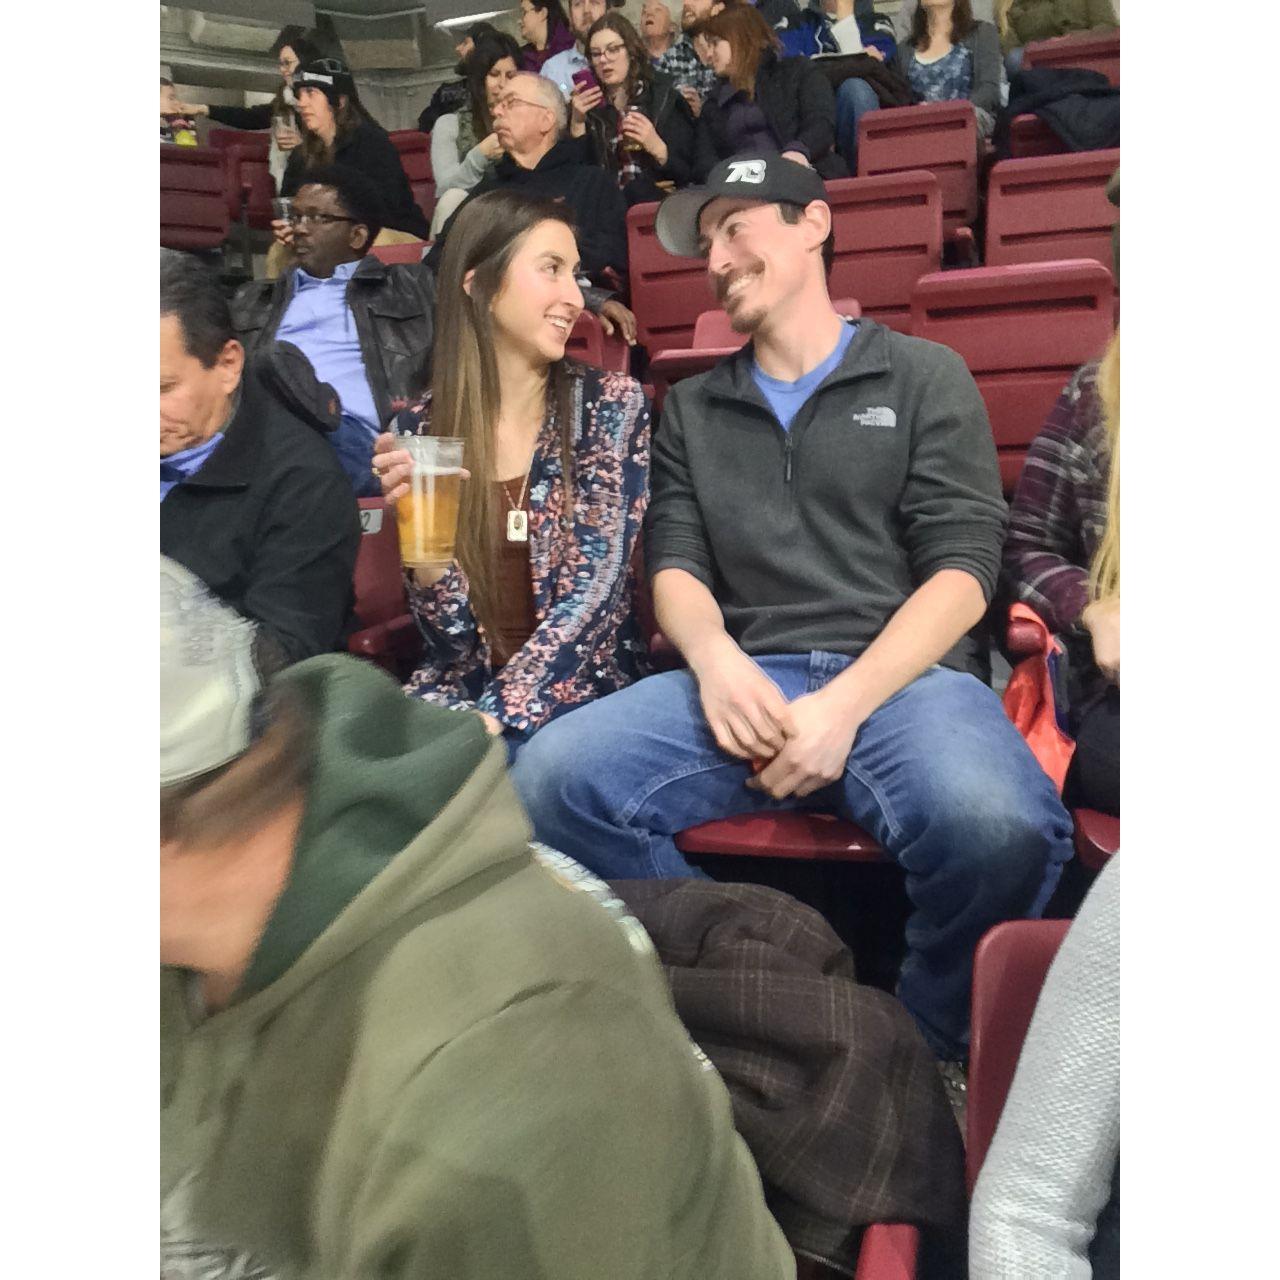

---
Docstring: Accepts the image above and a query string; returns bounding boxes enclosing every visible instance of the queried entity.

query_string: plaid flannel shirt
[653,36,718,100]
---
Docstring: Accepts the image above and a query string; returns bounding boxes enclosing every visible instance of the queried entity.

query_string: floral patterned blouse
[397,363,651,735]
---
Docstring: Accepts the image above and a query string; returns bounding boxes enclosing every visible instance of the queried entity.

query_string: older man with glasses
[428,72,630,291]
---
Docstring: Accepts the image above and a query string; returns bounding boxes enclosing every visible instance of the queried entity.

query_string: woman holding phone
[568,12,696,202]
[371,190,651,756]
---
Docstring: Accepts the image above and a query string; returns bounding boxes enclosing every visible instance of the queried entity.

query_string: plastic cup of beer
[271,197,293,223]
[395,435,465,569]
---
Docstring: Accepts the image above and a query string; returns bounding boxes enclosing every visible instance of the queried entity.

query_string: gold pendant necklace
[503,469,532,543]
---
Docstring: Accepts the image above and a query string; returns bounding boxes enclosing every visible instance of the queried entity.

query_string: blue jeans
[834,77,880,172]
[511,654,1075,1058]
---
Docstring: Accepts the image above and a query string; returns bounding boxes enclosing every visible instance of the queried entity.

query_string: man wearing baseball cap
[159,556,794,1279]
[513,154,1075,1077]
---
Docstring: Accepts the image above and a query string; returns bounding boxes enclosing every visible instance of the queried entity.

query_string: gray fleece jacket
[646,319,1007,676]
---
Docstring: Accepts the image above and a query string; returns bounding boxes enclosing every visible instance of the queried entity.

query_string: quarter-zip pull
[784,434,794,484]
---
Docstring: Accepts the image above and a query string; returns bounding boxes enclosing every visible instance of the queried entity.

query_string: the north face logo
[851,406,897,428]
[725,160,767,184]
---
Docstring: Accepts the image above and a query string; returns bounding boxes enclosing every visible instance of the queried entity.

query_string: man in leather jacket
[237,163,640,474]
[232,164,434,496]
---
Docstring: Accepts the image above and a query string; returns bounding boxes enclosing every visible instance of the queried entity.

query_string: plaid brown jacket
[612,879,968,1279]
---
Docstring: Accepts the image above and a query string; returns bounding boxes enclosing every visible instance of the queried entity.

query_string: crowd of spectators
[160,6,1121,1278]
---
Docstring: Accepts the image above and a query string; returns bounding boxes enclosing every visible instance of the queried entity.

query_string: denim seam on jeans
[839,756,906,846]
[617,754,745,829]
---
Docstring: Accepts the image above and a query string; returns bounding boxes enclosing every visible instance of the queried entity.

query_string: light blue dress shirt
[275,259,381,438]
[541,47,590,99]
[160,432,225,501]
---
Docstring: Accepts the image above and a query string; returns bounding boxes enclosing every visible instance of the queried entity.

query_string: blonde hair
[1089,330,1120,601]
[995,0,1015,38]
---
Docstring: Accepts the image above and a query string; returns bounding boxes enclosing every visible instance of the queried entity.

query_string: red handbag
[1002,604,1076,794]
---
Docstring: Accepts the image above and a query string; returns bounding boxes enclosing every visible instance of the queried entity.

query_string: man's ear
[462,268,476,296]
[803,199,832,253]
[350,221,371,253]
[215,338,245,395]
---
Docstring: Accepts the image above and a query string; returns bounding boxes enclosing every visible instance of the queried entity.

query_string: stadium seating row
[161,129,436,253]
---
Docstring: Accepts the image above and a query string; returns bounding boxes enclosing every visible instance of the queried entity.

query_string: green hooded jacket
[161,655,794,1280]
[1004,0,1118,50]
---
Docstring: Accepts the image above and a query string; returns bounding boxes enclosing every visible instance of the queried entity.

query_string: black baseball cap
[655,153,828,259]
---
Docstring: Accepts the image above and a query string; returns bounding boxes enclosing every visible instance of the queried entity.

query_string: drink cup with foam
[395,435,466,568]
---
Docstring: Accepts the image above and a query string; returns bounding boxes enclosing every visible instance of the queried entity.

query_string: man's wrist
[817,665,875,727]
[684,628,736,680]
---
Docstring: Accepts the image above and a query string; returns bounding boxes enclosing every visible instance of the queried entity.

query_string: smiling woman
[370,190,652,754]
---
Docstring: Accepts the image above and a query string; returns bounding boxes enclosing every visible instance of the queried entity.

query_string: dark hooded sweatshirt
[427,138,630,284]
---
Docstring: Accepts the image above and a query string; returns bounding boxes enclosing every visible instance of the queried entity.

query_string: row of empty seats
[631,148,1117,360]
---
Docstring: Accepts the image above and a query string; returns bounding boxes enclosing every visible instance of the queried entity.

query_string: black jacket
[208,102,276,131]
[281,119,430,240]
[647,321,1006,675]
[580,73,697,192]
[694,53,846,181]
[231,254,436,431]
[417,78,468,134]
[996,67,1120,158]
[429,139,629,285]
[160,353,360,666]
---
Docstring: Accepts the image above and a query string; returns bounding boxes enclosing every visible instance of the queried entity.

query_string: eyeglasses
[494,95,548,114]
[590,42,627,61]
[288,212,357,227]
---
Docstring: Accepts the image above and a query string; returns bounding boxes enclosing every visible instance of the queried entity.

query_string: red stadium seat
[675,811,886,863]
[985,150,1120,271]
[1008,114,1067,158]
[856,102,979,237]
[627,199,718,352]
[370,242,427,265]
[388,129,436,225]
[647,298,862,414]
[910,260,1115,492]
[856,1223,921,1280]
[207,127,275,229]
[967,918,1071,1191]
[160,144,232,251]
[825,171,943,332]
[1073,808,1118,870]
[564,310,632,374]
[1022,31,1120,86]
[347,498,420,679]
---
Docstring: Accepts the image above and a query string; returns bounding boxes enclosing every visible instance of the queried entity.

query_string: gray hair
[518,71,568,137]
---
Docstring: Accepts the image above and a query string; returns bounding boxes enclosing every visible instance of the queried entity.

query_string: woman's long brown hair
[430,189,580,648]
[910,0,978,49]
[585,13,653,109]
[297,92,370,168]
[702,4,779,100]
